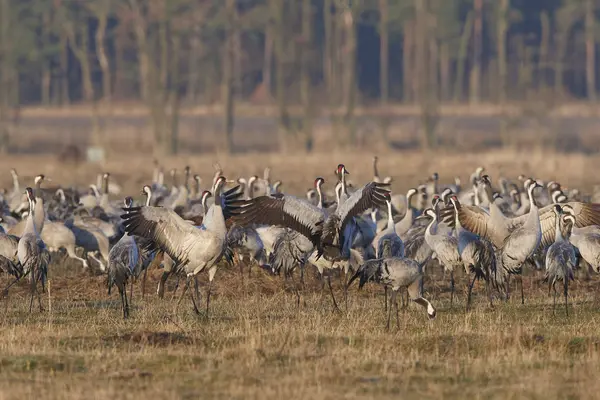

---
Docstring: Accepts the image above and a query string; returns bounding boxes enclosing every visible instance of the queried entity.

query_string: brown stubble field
[1,144,600,398]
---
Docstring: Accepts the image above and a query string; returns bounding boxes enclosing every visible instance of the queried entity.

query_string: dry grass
[0,151,599,399]
[2,261,600,400]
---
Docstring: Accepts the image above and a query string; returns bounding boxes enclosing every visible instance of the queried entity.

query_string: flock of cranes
[1,158,600,327]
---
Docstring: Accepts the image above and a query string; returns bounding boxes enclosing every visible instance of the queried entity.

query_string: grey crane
[0,224,21,279]
[121,177,242,316]
[394,188,419,239]
[17,188,51,312]
[230,164,390,263]
[544,205,576,315]
[449,176,600,251]
[423,207,462,306]
[348,239,436,329]
[372,192,404,258]
[107,197,140,318]
[493,181,543,304]
[449,195,496,309]
[562,211,600,272]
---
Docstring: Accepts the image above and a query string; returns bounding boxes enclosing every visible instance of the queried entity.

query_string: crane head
[25,187,35,203]
[124,197,134,208]
[314,177,325,188]
[336,164,349,176]
[34,174,46,184]
[552,204,563,215]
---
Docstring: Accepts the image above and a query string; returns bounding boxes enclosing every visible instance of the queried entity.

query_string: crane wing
[335,182,389,228]
[229,195,325,248]
[442,204,507,248]
[120,206,200,267]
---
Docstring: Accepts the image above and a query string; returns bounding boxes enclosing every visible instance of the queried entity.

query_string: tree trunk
[586,0,596,101]
[41,67,51,106]
[95,9,112,104]
[129,0,150,102]
[415,0,438,150]
[272,0,290,152]
[379,0,389,105]
[168,35,182,155]
[299,0,314,152]
[470,0,483,103]
[324,0,334,104]
[403,20,414,103]
[454,11,473,102]
[539,11,550,90]
[342,3,357,149]
[60,32,70,106]
[66,23,100,147]
[187,34,201,103]
[263,25,273,99]
[439,42,450,102]
[0,0,11,153]
[497,0,508,104]
[222,0,236,153]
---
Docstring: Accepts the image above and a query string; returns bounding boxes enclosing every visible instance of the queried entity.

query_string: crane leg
[467,273,477,311]
[340,270,348,312]
[486,275,494,308]
[194,277,201,306]
[157,271,170,299]
[119,286,126,318]
[450,271,455,307]
[552,280,557,316]
[189,278,200,315]
[394,290,400,329]
[35,276,43,312]
[327,276,340,313]
[205,279,213,318]
[564,277,569,317]
[141,267,148,299]
[290,270,301,308]
[386,290,395,331]
[28,274,35,313]
[124,283,130,319]
[384,286,388,313]
[171,275,182,300]
[129,279,134,306]
[174,279,189,314]
[519,275,525,305]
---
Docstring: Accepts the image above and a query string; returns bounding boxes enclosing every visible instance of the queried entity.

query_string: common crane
[121,177,242,316]
[348,239,436,329]
[544,205,576,316]
[107,197,140,319]
[18,188,51,312]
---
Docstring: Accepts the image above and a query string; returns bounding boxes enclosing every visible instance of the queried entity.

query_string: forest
[0,0,596,154]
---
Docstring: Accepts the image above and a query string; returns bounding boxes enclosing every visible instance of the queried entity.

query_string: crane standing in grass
[108,197,140,319]
[18,187,51,312]
[348,239,436,330]
[545,205,576,316]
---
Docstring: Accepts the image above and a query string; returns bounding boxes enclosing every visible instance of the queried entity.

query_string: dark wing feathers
[120,206,197,267]
[348,259,383,289]
[229,195,324,248]
[336,182,390,229]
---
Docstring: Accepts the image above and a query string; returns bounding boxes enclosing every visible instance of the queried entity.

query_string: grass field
[2,260,600,399]
[0,150,599,399]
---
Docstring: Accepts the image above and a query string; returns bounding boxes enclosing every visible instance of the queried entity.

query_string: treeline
[0,0,596,154]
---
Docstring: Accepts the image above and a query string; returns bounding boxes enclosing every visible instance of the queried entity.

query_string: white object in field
[86,147,105,163]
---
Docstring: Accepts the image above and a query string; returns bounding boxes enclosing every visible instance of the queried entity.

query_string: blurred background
[0,0,598,157]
